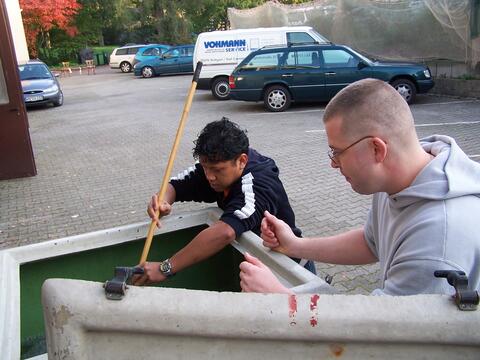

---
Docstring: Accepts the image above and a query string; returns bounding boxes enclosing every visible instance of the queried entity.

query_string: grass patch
[455,74,480,80]
[92,46,118,56]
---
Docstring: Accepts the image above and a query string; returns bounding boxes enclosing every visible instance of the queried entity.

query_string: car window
[241,51,284,70]
[283,50,320,68]
[143,48,160,56]
[287,32,316,44]
[115,48,128,55]
[182,47,194,56]
[127,47,141,55]
[18,64,52,80]
[164,49,180,58]
[322,49,359,68]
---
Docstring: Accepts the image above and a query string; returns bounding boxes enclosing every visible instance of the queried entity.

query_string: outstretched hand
[147,194,172,228]
[261,210,297,255]
[239,252,291,294]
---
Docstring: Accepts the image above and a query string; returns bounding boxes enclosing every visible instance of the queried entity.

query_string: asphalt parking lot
[1,65,480,294]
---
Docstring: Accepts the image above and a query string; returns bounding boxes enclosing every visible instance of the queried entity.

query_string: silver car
[18,60,64,107]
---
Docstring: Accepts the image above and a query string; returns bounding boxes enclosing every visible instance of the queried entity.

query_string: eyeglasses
[327,136,374,165]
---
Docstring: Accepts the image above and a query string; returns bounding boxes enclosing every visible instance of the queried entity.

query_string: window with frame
[127,47,141,54]
[241,51,285,70]
[0,59,8,105]
[287,32,316,44]
[115,48,127,55]
[322,49,359,68]
[283,50,321,68]
[143,48,160,56]
[165,49,180,58]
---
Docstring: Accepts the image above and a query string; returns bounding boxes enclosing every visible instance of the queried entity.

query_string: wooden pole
[139,62,203,264]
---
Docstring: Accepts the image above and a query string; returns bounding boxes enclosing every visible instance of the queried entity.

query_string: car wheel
[142,66,154,78]
[211,77,230,100]
[120,61,132,73]
[53,91,64,107]
[391,78,416,104]
[264,85,291,112]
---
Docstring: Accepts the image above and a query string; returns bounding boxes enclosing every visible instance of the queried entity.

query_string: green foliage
[456,74,479,80]
[75,0,118,45]
[38,48,75,66]
[37,28,85,66]
[37,0,314,58]
[92,46,117,55]
[186,0,265,33]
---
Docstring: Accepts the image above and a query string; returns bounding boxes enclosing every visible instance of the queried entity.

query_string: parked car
[109,44,147,73]
[18,60,63,107]
[133,45,194,78]
[132,44,171,67]
[194,26,329,100]
[229,43,434,112]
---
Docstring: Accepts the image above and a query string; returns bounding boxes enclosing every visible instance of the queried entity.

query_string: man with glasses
[240,78,480,296]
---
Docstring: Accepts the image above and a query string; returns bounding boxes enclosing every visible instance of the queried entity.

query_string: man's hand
[261,210,299,256]
[147,194,172,228]
[133,262,166,285]
[239,253,292,294]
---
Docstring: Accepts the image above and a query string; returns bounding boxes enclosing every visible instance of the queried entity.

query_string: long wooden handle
[139,62,203,264]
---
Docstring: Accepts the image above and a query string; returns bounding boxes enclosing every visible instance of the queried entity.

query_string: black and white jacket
[170,148,302,238]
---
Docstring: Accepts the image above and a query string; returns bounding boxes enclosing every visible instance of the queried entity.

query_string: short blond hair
[323,79,417,147]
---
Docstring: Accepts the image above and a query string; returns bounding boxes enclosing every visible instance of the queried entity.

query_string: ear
[372,137,387,163]
[237,153,248,170]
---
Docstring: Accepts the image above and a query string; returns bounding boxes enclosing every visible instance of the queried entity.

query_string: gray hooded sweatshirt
[365,135,480,295]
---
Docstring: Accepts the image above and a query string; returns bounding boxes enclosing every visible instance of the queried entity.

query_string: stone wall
[430,78,480,99]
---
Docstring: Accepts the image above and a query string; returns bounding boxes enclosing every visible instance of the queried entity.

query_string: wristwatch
[159,258,175,277]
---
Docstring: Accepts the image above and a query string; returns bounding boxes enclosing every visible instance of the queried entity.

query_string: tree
[20,0,81,56]
[128,0,193,44]
[75,0,118,46]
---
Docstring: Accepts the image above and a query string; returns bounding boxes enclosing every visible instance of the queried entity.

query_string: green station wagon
[229,44,434,112]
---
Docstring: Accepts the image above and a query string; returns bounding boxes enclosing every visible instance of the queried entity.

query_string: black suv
[229,43,434,112]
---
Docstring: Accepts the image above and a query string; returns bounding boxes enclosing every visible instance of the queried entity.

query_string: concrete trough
[41,279,480,359]
[0,207,331,359]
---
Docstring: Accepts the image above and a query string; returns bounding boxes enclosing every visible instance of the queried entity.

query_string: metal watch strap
[159,258,175,277]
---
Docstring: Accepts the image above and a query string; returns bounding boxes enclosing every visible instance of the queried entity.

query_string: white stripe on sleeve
[234,173,256,220]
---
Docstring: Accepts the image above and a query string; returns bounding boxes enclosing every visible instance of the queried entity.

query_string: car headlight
[44,84,59,94]
[423,69,431,78]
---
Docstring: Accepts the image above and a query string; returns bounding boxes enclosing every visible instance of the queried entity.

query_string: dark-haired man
[135,117,315,284]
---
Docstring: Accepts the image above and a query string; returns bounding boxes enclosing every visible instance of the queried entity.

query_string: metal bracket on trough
[104,266,144,300]
[435,270,479,311]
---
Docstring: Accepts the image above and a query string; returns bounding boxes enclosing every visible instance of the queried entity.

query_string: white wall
[5,0,29,64]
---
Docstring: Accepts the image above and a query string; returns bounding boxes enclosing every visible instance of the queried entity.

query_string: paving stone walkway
[1,66,479,294]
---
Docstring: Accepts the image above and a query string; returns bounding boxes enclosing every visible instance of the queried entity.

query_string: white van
[193,26,328,99]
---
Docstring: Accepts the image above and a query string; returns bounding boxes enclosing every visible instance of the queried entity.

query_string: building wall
[5,0,29,64]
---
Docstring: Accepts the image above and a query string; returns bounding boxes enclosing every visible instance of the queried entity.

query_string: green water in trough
[20,225,243,358]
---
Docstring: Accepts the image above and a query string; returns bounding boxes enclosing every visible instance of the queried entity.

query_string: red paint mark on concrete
[310,294,320,327]
[288,294,297,325]
[310,294,320,310]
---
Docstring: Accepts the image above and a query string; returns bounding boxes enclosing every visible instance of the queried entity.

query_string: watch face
[160,260,171,273]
